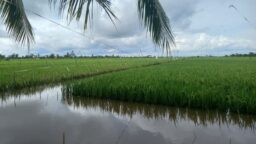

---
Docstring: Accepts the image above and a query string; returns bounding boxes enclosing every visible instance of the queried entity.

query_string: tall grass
[0,58,166,92]
[65,57,256,114]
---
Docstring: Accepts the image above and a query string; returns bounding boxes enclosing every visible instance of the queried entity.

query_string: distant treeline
[0,51,159,60]
[1,52,255,60]
[226,52,256,57]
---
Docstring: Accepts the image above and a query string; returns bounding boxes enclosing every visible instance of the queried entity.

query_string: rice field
[0,58,166,92]
[65,57,256,114]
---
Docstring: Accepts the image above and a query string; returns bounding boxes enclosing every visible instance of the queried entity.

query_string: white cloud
[0,0,255,56]
[176,32,255,51]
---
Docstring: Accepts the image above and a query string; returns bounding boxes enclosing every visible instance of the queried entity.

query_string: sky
[0,0,255,57]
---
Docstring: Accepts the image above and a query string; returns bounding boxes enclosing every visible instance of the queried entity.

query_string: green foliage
[138,0,175,53]
[0,58,165,92]
[0,0,174,50]
[0,0,34,47]
[66,57,256,114]
[49,0,175,50]
[49,0,117,29]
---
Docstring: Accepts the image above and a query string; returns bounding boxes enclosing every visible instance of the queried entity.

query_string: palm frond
[49,0,174,53]
[0,0,34,47]
[138,0,175,54]
[49,0,117,30]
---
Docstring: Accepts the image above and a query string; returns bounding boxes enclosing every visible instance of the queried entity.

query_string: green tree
[0,0,175,52]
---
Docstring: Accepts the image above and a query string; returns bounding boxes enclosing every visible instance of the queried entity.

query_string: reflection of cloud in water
[0,100,169,144]
[64,96,256,144]
[64,95,256,130]
[0,85,256,144]
[0,86,62,108]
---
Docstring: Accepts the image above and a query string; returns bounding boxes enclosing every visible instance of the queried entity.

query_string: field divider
[59,61,169,81]
[15,69,30,73]
[0,61,170,93]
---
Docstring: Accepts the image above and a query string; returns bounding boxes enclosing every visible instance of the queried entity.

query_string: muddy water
[0,86,255,144]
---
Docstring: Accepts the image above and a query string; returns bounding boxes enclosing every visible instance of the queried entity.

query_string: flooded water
[0,86,256,144]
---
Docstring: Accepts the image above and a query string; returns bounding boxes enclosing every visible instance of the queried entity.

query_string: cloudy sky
[0,0,255,56]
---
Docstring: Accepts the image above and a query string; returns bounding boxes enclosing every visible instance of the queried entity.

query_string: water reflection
[63,95,256,131]
[0,85,255,144]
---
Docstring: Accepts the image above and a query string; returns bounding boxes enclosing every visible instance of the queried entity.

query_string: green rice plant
[66,57,256,114]
[0,58,167,92]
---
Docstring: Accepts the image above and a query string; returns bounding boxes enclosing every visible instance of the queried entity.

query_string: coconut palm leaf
[50,0,174,52]
[0,0,34,47]
[138,0,175,54]
[0,0,174,52]
[49,0,117,30]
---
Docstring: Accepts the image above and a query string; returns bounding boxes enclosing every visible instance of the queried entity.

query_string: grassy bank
[0,58,166,92]
[65,57,256,114]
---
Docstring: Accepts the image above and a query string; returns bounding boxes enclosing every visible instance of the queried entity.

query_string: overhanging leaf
[0,0,34,48]
[138,0,175,54]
